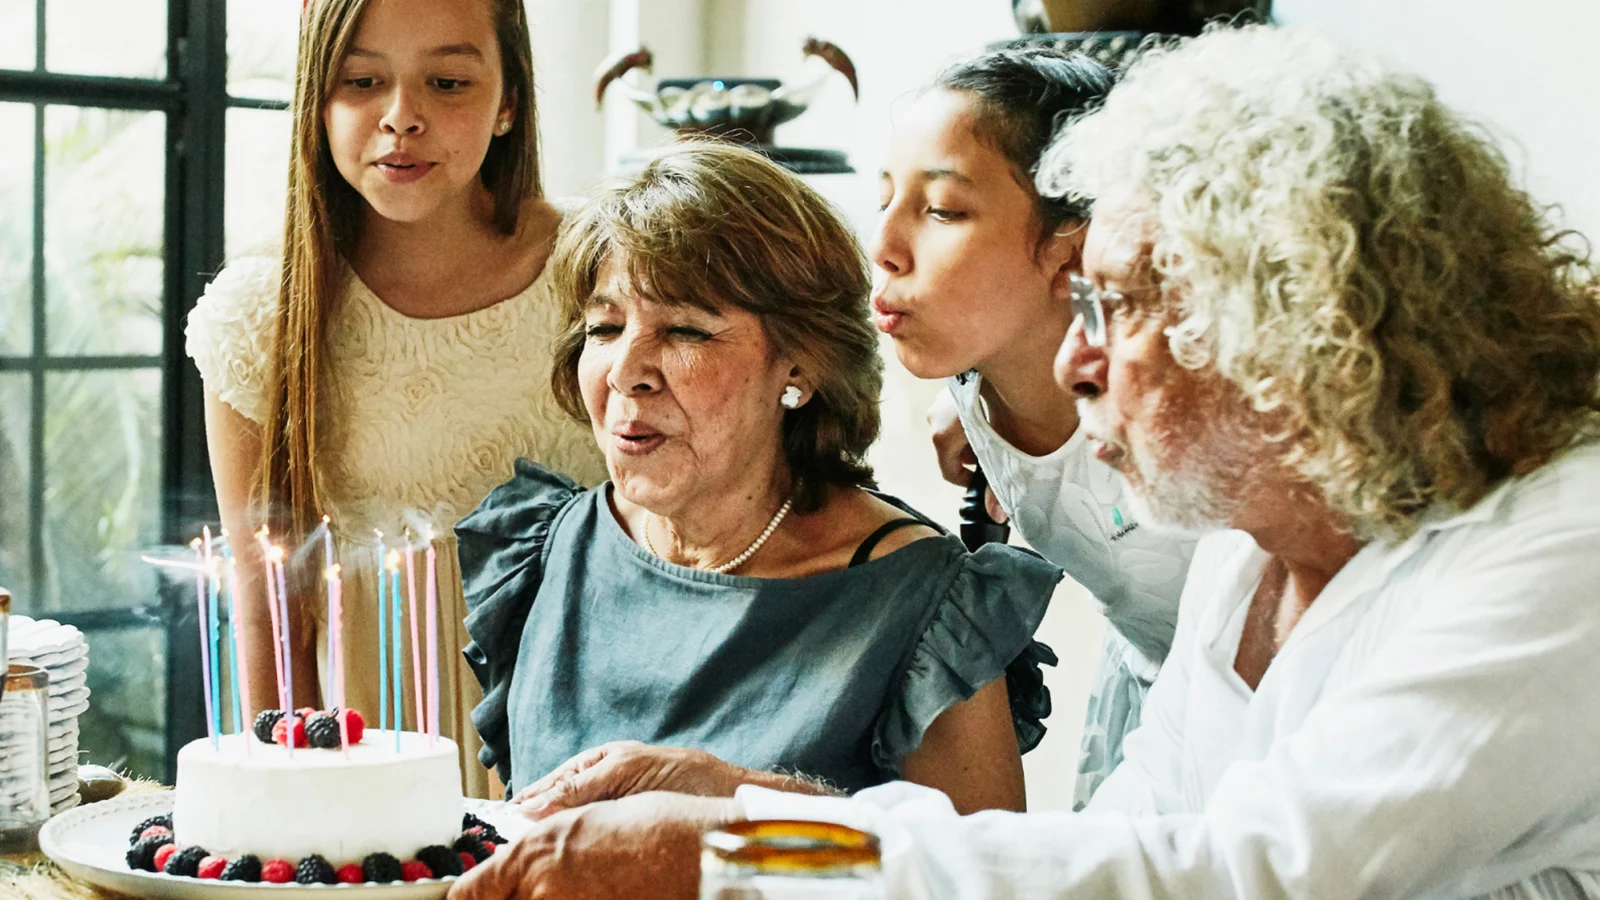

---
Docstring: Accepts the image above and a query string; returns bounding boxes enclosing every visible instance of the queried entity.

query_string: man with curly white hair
[448,25,1600,900]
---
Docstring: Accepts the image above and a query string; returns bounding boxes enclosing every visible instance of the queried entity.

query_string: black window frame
[0,0,289,779]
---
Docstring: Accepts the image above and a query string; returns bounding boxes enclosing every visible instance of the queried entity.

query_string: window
[0,0,295,780]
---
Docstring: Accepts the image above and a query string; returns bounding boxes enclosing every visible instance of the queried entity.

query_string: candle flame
[325,564,342,581]
[190,538,202,551]
[267,545,286,563]
[385,549,401,571]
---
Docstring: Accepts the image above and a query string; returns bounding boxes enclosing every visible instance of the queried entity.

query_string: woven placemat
[0,777,166,900]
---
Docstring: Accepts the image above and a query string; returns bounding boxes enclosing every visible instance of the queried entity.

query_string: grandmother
[450,26,1600,900]
[454,142,1061,816]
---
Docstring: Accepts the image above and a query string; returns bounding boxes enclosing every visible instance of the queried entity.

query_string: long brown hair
[258,0,543,543]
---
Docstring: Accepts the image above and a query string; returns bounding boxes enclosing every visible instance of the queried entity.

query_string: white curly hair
[1040,25,1600,541]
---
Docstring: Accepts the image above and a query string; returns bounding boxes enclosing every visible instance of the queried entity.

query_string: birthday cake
[126,708,502,884]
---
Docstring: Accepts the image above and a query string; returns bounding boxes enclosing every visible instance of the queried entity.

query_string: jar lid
[703,820,880,874]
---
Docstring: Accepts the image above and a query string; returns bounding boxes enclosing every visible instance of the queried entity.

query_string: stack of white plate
[5,614,90,814]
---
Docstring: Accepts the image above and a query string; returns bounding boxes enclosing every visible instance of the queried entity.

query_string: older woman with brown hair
[455,142,1061,815]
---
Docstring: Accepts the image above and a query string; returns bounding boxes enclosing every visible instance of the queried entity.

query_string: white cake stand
[39,792,528,899]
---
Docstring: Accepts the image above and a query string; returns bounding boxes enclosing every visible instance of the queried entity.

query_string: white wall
[1274,0,1600,241]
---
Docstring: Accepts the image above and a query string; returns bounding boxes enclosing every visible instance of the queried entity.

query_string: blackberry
[163,845,210,878]
[415,844,464,878]
[125,833,174,872]
[252,709,285,744]
[220,855,263,882]
[452,834,491,863]
[128,813,173,846]
[362,852,403,883]
[462,812,504,845]
[294,854,337,885]
[304,712,342,749]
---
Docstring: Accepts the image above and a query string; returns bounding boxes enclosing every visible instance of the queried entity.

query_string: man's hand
[448,793,738,900]
[514,742,750,820]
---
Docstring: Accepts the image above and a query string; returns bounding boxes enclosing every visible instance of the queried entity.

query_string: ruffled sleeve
[871,544,1064,776]
[184,254,283,424]
[454,459,584,789]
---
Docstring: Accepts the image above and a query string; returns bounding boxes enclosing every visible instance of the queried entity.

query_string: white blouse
[740,438,1600,899]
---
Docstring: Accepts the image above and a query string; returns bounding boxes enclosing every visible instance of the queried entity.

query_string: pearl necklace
[643,497,794,575]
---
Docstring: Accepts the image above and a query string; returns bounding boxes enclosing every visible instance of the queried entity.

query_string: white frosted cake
[172,730,463,863]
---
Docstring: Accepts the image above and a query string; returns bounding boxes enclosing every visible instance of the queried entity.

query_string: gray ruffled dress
[457,461,1064,797]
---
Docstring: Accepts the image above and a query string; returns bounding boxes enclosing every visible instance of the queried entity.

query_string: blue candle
[207,549,222,741]
[224,553,244,736]
[193,541,217,751]
[274,554,293,759]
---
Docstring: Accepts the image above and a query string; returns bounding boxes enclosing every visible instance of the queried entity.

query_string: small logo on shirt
[1110,507,1138,541]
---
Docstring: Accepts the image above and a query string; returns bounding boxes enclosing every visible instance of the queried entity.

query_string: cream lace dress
[185,252,607,799]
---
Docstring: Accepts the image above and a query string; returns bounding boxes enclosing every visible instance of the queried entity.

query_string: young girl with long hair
[186,0,604,798]
[871,47,1196,807]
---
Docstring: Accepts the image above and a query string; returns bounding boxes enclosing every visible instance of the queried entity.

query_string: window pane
[45,0,166,79]
[44,106,164,357]
[0,373,29,599]
[0,103,32,355]
[0,0,36,71]
[40,368,160,613]
[227,0,299,102]
[79,625,166,779]
[225,107,291,259]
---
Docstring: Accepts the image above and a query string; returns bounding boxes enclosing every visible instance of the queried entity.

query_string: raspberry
[197,856,227,879]
[221,855,262,882]
[416,845,464,878]
[341,708,366,744]
[294,854,337,885]
[252,709,285,744]
[129,813,173,846]
[271,715,308,748]
[126,833,174,871]
[452,834,491,863]
[459,852,476,872]
[151,843,179,873]
[138,825,172,842]
[163,845,210,878]
[261,859,295,884]
[337,863,366,884]
[305,713,342,749]
[484,841,497,854]
[362,852,403,883]
[400,860,432,882]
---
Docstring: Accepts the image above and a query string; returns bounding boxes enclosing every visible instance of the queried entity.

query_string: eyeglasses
[1068,273,1126,348]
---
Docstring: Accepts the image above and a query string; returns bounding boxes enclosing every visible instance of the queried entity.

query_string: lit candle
[404,536,424,732]
[424,537,439,746]
[328,564,350,758]
[226,554,250,756]
[273,546,294,760]
[389,551,403,752]
[192,539,218,751]
[258,529,288,718]
[378,539,392,735]
[203,528,222,742]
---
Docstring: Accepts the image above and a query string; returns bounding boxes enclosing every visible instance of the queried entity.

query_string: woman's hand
[448,793,736,900]
[514,742,752,820]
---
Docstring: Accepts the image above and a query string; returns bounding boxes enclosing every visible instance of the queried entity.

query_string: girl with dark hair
[185,0,606,798]
[871,47,1197,808]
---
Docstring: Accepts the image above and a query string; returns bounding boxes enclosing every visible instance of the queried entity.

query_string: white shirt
[739,438,1600,899]
[947,374,1196,804]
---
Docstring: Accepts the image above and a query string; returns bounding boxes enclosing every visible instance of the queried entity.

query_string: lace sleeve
[184,255,282,424]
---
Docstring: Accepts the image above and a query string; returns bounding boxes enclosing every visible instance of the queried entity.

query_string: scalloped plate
[39,792,526,899]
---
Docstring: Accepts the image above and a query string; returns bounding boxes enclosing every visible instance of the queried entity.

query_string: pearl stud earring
[781,385,802,409]
[496,119,511,134]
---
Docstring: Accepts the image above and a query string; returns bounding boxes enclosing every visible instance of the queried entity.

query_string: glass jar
[700,819,883,900]
[0,663,52,853]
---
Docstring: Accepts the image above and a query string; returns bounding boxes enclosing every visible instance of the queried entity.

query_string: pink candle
[258,532,288,717]
[192,540,217,750]
[424,540,439,746]
[274,551,294,760]
[329,565,350,758]
[405,539,424,730]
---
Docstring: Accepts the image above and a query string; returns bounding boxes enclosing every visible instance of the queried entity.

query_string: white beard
[1078,398,1250,536]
